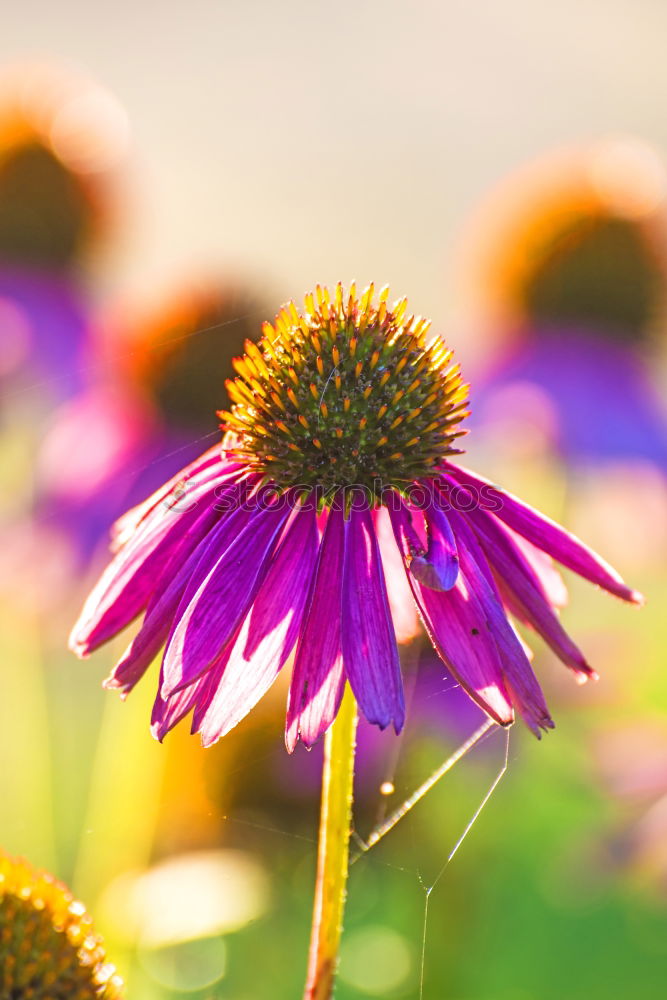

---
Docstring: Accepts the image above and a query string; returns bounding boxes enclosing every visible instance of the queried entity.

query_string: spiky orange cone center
[221,283,469,501]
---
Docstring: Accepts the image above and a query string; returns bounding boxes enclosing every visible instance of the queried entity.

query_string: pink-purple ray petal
[389,501,515,727]
[192,505,320,747]
[443,463,643,604]
[103,500,228,694]
[447,509,553,735]
[162,501,292,697]
[372,507,420,643]
[70,469,244,655]
[111,489,261,698]
[111,448,240,549]
[508,530,569,609]
[464,506,596,680]
[286,505,346,752]
[151,663,212,741]
[341,508,404,732]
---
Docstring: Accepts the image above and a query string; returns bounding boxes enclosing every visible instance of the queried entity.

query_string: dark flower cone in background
[465,138,667,343]
[0,848,123,998]
[0,64,124,415]
[31,281,270,565]
[121,281,265,436]
[0,137,93,271]
[467,139,667,474]
[0,63,124,273]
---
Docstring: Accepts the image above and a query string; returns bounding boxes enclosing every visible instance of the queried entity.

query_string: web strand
[370,641,421,832]
[348,718,510,997]
[419,725,511,998]
[419,888,430,1000]
[351,717,496,862]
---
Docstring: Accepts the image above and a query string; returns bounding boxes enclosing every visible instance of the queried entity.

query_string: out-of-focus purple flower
[471,326,667,471]
[0,64,125,412]
[35,281,269,563]
[462,139,667,472]
[0,267,92,409]
[460,138,667,339]
[36,384,161,560]
[70,285,641,750]
[113,281,271,503]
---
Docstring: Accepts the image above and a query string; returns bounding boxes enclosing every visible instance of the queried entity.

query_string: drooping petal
[442,463,643,604]
[507,530,569,609]
[466,507,596,681]
[70,470,243,656]
[388,502,515,727]
[103,500,228,694]
[341,507,404,732]
[373,507,420,643]
[151,663,212,741]
[162,500,292,697]
[447,509,554,735]
[410,502,459,592]
[110,445,220,546]
[416,578,515,727]
[111,447,240,549]
[172,503,313,745]
[193,505,319,747]
[286,505,346,752]
[108,490,259,694]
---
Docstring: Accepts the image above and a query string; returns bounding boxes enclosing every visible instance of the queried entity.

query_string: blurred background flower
[461,140,667,578]
[0,847,123,997]
[32,278,266,568]
[464,139,667,472]
[0,62,127,412]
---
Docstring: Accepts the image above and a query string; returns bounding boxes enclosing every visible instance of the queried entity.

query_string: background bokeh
[1,2,667,997]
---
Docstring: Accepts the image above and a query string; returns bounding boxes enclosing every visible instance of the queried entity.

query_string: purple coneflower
[70,283,641,750]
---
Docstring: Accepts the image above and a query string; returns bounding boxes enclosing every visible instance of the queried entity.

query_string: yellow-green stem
[303,683,358,1000]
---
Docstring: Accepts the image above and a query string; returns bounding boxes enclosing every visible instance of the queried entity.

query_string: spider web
[212,706,511,999]
[349,705,511,999]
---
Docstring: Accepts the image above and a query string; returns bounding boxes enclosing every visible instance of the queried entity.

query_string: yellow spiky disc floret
[0,849,124,999]
[221,283,469,501]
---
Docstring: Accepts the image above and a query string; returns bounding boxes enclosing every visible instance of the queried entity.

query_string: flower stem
[303,683,358,1000]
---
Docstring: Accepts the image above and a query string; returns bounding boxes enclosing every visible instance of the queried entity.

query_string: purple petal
[286,505,346,752]
[193,505,319,747]
[70,470,242,656]
[159,485,256,622]
[443,463,643,604]
[388,502,515,727]
[447,509,554,735]
[508,531,568,609]
[373,508,420,643]
[410,502,459,592]
[463,508,596,681]
[111,447,240,549]
[162,501,292,697]
[110,445,220,545]
[151,663,213,741]
[103,499,228,694]
[107,486,257,693]
[341,508,404,732]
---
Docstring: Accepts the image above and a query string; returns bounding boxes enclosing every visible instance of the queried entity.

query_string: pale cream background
[2,0,667,357]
